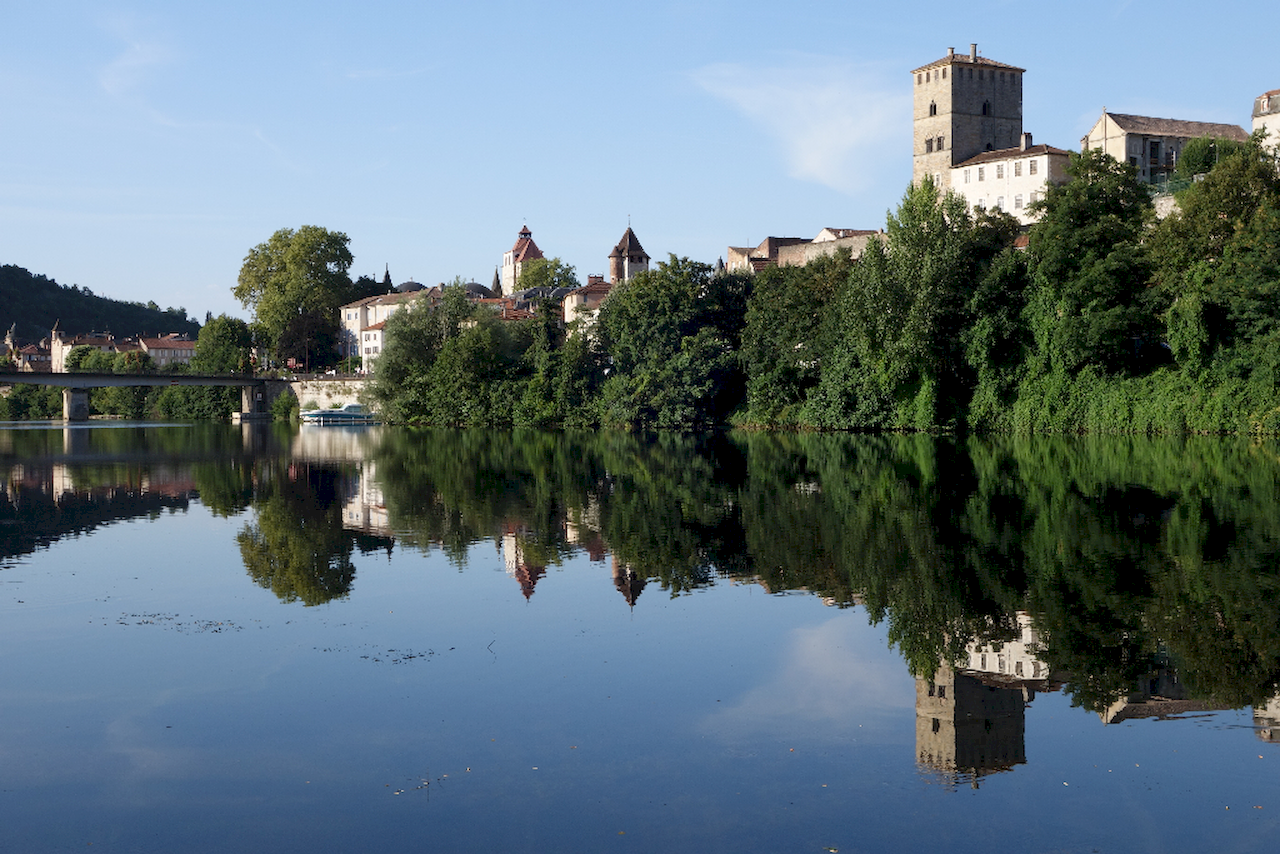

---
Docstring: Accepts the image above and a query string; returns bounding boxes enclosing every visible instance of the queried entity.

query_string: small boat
[299,403,377,425]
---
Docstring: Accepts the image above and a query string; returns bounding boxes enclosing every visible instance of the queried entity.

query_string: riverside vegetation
[368,139,1280,434]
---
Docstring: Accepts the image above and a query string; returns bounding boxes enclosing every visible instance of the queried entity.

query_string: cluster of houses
[7,325,195,374]
[340,225,652,372]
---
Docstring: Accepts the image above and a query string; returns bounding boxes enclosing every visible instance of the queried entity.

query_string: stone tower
[911,44,1024,189]
[608,227,649,285]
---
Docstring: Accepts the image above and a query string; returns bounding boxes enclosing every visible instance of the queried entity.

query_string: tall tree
[1024,148,1158,376]
[233,226,354,360]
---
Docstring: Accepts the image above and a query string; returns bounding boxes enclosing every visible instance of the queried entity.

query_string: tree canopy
[234,226,354,363]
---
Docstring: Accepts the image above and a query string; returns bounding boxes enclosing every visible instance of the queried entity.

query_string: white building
[951,134,1071,225]
[1253,89,1280,147]
[339,289,437,373]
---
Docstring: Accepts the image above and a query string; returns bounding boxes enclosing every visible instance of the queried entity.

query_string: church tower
[911,44,1024,189]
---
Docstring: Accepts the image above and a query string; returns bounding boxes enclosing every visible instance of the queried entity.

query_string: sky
[2,1,1273,326]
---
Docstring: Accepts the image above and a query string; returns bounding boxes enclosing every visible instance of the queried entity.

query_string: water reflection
[6,423,1280,750]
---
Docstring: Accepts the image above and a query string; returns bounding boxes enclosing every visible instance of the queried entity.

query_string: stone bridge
[2,372,271,421]
[2,373,371,421]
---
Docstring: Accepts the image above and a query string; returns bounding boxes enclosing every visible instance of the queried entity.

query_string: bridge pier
[62,388,90,421]
[234,384,271,423]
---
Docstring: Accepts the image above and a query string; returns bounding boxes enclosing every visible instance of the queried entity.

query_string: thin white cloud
[692,58,909,194]
[97,18,176,98]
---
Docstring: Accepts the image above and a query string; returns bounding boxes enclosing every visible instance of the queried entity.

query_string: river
[2,422,1278,852]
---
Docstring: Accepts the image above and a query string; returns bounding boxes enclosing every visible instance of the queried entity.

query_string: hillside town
[8,43,1279,386]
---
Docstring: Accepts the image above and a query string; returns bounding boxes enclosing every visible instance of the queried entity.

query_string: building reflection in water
[915,614,1052,788]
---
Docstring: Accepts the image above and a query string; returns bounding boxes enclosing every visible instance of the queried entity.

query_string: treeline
[370,138,1280,434]
[0,264,198,344]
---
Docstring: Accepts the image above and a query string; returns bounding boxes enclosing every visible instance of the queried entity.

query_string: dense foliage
[233,225,383,367]
[367,138,1280,434]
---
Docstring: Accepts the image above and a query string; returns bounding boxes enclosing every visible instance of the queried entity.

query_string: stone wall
[288,377,368,410]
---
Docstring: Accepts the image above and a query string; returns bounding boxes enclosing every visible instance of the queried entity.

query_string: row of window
[961,159,1039,183]
[915,67,1016,85]
[972,192,1037,211]
[928,100,995,117]
[924,135,945,153]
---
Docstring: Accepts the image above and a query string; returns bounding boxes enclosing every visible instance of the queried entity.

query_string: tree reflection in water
[6,424,1280,721]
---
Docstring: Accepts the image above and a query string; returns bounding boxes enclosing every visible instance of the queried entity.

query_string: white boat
[299,403,377,424]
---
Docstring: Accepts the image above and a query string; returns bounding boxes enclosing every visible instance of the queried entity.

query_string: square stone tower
[912,44,1024,189]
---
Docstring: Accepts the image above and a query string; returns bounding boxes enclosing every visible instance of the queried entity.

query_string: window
[996,196,1004,209]
[936,135,944,150]
[929,101,937,117]
[925,138,934,153]
[1014,161,1022,177]
[925,71,930,82]
[1014,194,1023,209]
[941,68,946,79]
[977,166,985,181]
[1029,159,1038,175]
[1029,191,1038,204]
[982,100,991,116]
[916,73,922,84]
[964,169,971,184]
[995,164,1004,179]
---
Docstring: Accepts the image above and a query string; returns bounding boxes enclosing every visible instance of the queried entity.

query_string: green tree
[806,178,1020,430]
[1174,135,1251,179]
[233,226,354,360]
[1024,148,1158,377]
[192,315,254,374]
[597,256,752,428]
[515,257,580,293]
[740,252,850,426]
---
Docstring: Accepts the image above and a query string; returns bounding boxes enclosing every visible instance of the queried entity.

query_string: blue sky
[2,1,1272,324]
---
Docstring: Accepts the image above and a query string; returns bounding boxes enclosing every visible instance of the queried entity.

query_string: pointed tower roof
[609,227,649,259]
[509,224,544,263]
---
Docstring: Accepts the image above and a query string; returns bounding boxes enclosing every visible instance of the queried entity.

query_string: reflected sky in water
[2,423,1279,852]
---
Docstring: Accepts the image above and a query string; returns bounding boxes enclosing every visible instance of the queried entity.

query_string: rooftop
[1101,112,1249,142]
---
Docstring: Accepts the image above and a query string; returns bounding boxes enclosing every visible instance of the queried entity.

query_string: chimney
[948,47,955,58]
[970,43,978,62]
[1021,132,1032,151]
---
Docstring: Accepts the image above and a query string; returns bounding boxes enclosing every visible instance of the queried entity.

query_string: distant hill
[0,264,200,344]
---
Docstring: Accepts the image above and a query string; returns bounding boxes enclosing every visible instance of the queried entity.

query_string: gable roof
[1104,112,1249,142]
[954,143,1071,168]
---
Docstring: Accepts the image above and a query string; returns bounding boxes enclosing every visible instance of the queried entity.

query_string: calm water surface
[2,423,1278,852]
